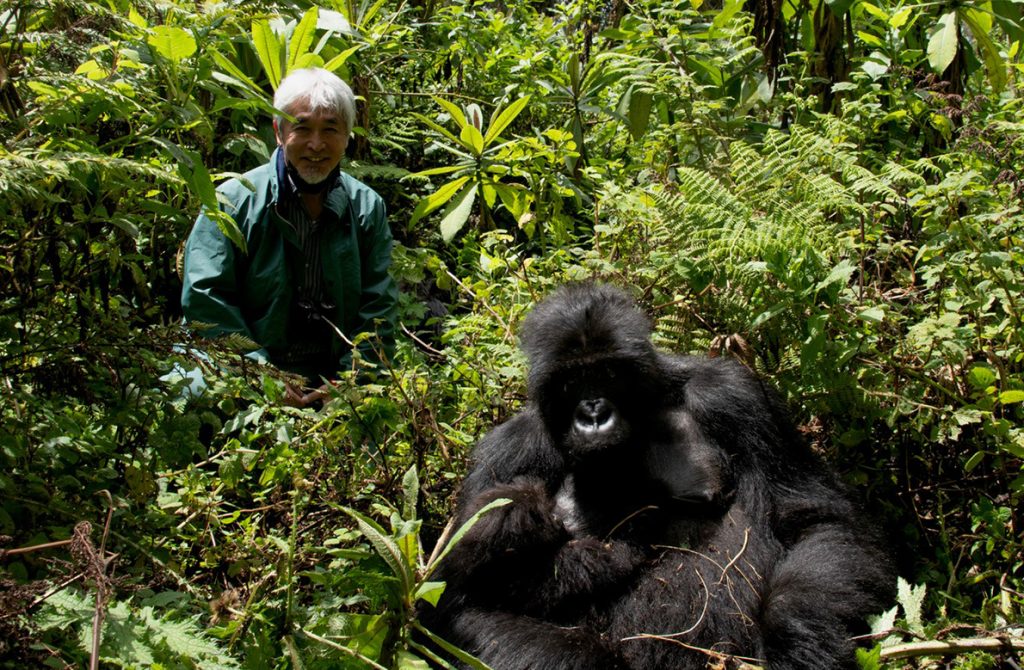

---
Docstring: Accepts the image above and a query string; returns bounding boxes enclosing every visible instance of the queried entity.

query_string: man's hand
[283,381,337,408]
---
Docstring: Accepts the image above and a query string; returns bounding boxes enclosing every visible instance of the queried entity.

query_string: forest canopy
[0,0,1022,667]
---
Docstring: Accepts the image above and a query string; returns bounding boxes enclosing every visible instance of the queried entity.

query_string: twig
[717,527,750,586]
[880,636,1024,660]
[621,632,764,669]
[621,570,711,641]
[401,323,446,358]
[0,538,73,558]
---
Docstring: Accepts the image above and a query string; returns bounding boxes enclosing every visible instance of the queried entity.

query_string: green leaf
[252,19,284,89]
[626,89,653,141]
[341,506,412,592]
[411,112,463,146]
[998,389,1024,404]
[440,184,478,243]
[211,51,263,94]
[424,498,511,578]
[434,97,469,130]
[927,12,959,74]
[413,581,446,607]
[896,578,927,634]
[147,26,197,63]
[711,0,745,32]
[889,6,913,29]
[961,7,1007,92]
[857,307,886,323]
[288,7,319,72]
[323,45,361,73]
[459,125,485,155]
[402,466,419,521]
[964,450,985,472]
[483,96,530,146]
[409,176,470,225]
[182,149,218,209]
[413,622,494,670]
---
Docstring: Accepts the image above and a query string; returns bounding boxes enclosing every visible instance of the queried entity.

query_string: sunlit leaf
[927,12,959,74]
[323,45,361,73]
[440,184,478,242]
[459,125,485,155]
[147,26,196,63]
[288,7,319,72]
[409,176,470,225]
[962,7,1007,92]
[434,96,468,130]
[252,19,284,89]
[482,96,530,146]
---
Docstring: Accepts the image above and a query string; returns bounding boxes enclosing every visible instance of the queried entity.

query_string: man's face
[275,97,349,185]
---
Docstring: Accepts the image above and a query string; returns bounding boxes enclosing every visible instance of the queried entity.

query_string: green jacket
[181,149,398,380]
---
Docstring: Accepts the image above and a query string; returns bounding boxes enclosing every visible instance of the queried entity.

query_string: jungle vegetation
[0,0,1022,667]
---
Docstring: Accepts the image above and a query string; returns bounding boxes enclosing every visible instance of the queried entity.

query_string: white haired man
[181,68,398,407]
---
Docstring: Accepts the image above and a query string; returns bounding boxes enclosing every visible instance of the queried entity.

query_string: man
[181,68,398,407]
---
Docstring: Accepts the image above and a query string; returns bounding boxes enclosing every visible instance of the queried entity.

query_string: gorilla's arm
[422,478,643,670]
[759,485,896,670]
[430,478,645,619]
[455,407,566,518]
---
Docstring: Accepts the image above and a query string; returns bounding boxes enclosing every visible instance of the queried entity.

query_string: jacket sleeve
[180,206,271,363]
[348,197,399,368]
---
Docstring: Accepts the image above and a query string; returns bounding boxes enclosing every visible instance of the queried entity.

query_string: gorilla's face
[540,359,655,459]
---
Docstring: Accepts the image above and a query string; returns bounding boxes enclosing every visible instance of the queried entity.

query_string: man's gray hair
[274,68,356,132]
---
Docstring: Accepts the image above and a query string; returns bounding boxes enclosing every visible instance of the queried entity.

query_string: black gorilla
[422,283,894,670]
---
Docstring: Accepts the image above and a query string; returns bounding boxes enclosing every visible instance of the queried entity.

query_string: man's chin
[297,169,330,185]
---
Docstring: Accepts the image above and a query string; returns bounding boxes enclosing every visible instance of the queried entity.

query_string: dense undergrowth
[1,0,1022,667]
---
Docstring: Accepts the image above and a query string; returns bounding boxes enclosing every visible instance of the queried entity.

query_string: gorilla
[421,282,894,670]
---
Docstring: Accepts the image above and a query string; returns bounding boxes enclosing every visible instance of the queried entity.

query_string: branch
[880,636,1024,660]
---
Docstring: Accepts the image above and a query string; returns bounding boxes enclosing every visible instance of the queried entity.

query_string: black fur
[422,283,895,670]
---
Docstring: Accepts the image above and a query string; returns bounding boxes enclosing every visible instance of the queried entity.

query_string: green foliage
[2,0,1023,667]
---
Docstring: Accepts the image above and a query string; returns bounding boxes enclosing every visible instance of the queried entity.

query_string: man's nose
[308,131,325,150]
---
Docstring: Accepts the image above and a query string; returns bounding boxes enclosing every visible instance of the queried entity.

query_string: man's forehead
[291,109,343,124]
[285,99,343,124]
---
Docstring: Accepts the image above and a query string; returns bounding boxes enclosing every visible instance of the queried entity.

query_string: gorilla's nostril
[574,398,614,431]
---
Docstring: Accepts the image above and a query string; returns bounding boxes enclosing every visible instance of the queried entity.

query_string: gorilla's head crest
[519,282,659,400]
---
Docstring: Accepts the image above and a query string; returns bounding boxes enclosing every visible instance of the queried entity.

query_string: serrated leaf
[927,12,959,74]
[440,184,477,242]
[342,506,412,591]
[148,26,196,63]
[897,578,927,634]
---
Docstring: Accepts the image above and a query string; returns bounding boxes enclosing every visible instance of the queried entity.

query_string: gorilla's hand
[459,477,568,555]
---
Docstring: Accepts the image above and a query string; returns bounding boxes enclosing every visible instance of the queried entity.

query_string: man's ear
[272,118,283,145]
